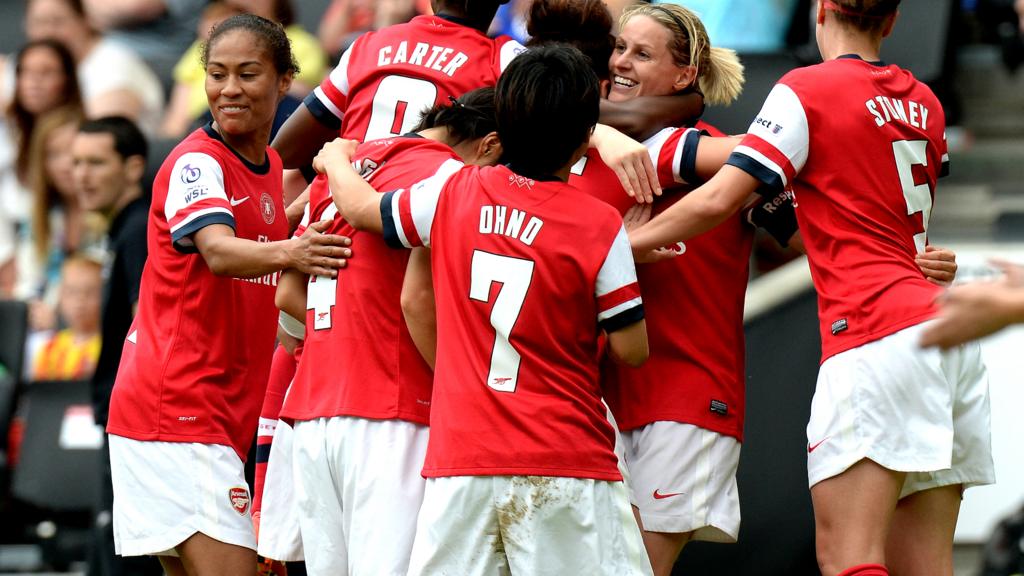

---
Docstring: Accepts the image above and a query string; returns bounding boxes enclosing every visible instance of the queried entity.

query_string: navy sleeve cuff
[940,160,950,179]
[304,92,342,131]
[171,212,236,253]
[677,128,703,185]
[725,152,785,192]
[380,191,404,249]
[600,304,645,334]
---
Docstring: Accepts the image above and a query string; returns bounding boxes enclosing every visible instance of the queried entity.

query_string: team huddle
[100,1,994,576]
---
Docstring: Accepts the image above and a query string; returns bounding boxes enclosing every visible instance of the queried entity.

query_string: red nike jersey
[281,136,456,424]
[310,14,523,141]
[727,56,948,361]
[107,126,288,461]
[570,124,752,440]
[382,164,644,481]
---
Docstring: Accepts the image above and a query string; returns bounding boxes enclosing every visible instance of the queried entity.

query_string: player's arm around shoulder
[314,138,384,233]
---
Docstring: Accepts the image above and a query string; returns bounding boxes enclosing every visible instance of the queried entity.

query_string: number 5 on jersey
[470,250,534,393]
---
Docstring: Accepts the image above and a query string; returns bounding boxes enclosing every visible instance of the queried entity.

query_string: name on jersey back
[479,205,544,247]
[378,42,469,78]
[865,96,930,130]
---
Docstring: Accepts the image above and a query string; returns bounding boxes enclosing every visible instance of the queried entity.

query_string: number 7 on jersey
[469,250,535,393]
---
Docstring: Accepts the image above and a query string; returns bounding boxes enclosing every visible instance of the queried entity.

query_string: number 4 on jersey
[469,250,535,393]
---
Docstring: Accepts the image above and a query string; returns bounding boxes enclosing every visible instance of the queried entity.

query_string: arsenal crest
[259,192,276,224]
[229,486,250,515]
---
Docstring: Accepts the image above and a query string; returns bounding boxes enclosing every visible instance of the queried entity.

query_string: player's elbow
[401,285,435,327]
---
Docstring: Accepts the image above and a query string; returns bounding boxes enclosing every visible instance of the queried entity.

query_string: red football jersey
[309,14,523,141]
[107,126,288,461]
[728,56,948,361]
[280,136,457,424]
[382,164,644,481]
[570,125,752,440]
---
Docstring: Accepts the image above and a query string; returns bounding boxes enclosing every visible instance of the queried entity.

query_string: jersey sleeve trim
[381,190,412,248]
[595,225,643,330]
[171,210,235,253]
[729,147,782,190]
[940,153,950,178]
[676,128,702,184]
[600,301,645,333]
[305,91,342,131]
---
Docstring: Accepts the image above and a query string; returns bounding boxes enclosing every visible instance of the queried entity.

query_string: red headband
[823,0,889,20]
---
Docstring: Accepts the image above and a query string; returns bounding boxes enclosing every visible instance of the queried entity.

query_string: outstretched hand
[920,260,1024,349]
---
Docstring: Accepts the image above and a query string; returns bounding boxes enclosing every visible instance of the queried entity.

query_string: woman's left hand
[916,245,957,286]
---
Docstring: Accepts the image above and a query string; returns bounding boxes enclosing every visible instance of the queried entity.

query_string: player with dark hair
[271,87,502,576]
[629,2,993,575]
[316,44,652,575]
[105,14,350,576]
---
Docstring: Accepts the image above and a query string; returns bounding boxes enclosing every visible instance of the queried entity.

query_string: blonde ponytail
[701,46,744,107]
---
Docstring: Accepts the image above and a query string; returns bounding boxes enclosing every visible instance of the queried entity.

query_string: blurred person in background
[318,0,428,58]
[72,115,162,576]
[16,106,107,346]
[81,0,208,92]
[22,0,165,133]
[0,39,82,297]
[31,255,103,381]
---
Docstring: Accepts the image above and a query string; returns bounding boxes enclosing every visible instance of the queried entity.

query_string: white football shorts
[291,416,428,576]
[807,320,995,497]
[621,421,741,542]
[108,435,255,557]
[408,475,653,576]
[255,419,303,562]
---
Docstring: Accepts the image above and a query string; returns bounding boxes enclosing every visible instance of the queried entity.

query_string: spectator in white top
[24,0,166,134]
[81,0,208,92]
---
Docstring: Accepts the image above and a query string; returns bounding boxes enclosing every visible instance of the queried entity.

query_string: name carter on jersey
[377,41,469,77]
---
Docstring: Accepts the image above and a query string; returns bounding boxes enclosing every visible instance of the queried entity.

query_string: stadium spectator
[921,261,1024,349]
[81,0,208,91]
[17,106,99,319]
[0,39,82,297]
[317,0,426,58]
[31,255,102,380]
[23,0,165,133]
[317,43,652,576]
[104,14,350,575]
[274,88,502,576]
[71,115,163,576]
[629,1,994,575]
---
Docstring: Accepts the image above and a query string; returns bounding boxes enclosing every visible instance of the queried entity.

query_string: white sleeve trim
[408,158,464,248]
[595,225,639,299]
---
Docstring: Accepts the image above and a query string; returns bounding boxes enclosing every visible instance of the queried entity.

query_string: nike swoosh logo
[808,436,830,454]
[229,196,249,207]
[653,489,684,500]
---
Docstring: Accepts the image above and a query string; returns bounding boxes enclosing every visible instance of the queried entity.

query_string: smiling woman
[104,14,351,576]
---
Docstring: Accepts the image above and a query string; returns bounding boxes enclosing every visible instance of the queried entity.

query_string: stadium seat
[11,379,99,511]
[0,299,28,463]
